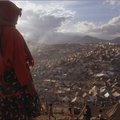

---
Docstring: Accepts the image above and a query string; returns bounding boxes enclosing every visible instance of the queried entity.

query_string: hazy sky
[12,0,120,42]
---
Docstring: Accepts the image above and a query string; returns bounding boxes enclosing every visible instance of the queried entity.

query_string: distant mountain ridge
[111,37,120,44]
[77,35,107,44]
[27,35,120,45]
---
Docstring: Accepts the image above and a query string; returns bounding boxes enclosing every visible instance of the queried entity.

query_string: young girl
[0,1,40,119]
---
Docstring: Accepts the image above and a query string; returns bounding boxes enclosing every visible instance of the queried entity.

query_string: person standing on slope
[0,1,40,120]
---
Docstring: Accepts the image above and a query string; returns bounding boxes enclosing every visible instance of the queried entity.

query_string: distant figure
[68,102,75,120]
[83,105,92,120]
[48,103,56,120]
[0,1,40,119]
[98,109,104,120]
[68,107,75,119]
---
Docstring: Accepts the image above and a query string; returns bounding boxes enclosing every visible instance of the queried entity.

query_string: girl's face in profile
[13,15,19,25]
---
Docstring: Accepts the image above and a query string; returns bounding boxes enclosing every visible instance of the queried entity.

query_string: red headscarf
[0,1,34,86]
[0,0,22,25]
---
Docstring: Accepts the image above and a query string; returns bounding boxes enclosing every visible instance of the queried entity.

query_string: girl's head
[0,0,22,25]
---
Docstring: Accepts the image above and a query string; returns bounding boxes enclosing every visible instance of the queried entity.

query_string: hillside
[32,43,120,82]
[31,43,120,120]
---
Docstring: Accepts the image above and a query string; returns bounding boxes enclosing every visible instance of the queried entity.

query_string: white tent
[104,92,110,98]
